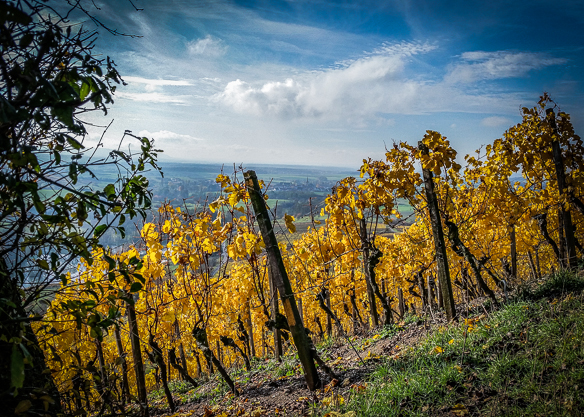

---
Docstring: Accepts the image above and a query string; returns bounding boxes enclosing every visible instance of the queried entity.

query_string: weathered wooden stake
[548,108,578,269]
[325,289,332,338]
[419,140,456,321]
[268,266,283,361]
[510,224,517,279]
[385,296,394,324]
[216,340,222,365]
[535,247,542,278]
[398,288,405,319]
[298,298,304,325]
[127,298,149,417]
[246,301,256,358]
[558,211,567,267]
[114,324,130,403]
[244,170,321,390]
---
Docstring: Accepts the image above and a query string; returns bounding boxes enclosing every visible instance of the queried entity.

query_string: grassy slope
[329,271,584,417]
[148,271,584,417]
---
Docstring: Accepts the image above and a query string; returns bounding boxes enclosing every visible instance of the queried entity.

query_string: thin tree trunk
[535,213,561,263]
[445,220,498,304]
[148,335,175,412]
[193,326,238,394]
[358,218,379,327]
[535,247,542,278]
[349,290,365,331]
[194,351,202,378]
[528,251,539,280]
[317,288,343,335]
[359,218,393,325]
[245,170,321,390]
[169,348,198,388]
[220,336,251,371]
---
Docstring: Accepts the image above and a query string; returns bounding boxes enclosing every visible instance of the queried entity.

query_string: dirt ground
[153,314,450,417]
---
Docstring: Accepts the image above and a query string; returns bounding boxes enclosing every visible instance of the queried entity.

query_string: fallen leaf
[451,403,468,415]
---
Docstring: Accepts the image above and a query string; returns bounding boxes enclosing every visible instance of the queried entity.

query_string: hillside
[142,271,584,417]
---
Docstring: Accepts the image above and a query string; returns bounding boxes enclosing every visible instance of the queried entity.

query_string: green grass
[325,271,584,416]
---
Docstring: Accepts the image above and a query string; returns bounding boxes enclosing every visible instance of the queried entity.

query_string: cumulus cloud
[213,42,526,121]
[214,42,435,120]
[138,130,204,143]
[445,51,566,84]
[187,35,227,57]
[481,116,513,128]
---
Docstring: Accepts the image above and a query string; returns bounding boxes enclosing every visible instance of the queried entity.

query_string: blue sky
[78,0,584,168]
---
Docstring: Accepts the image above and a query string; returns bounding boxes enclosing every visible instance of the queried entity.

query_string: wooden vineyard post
[535,247,542,278]
[418,141,456,321]
[325,289,332,338]
[298,298,304,324]
[547,109,578,269]
[244,170,321,390]
[510,224,517,279]
[558,212,567,267]
[268,266,283,361]
[114,324,130,403]
[127,297,149,417]
[247,301,256,358]
[398,288,405,319]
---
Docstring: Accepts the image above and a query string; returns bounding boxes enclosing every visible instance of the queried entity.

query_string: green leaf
[103,255,116,271]
[104,183,116,198]
[66,136,84,150]
[80,81,90,101]
[129,282,142,293]
[133,274,145,284]
[11,344,24,389]
[33,199,45,214]
[94,224,107,238]
[19,344,32,365]
[37,259,49,270]
[52,105,74,128]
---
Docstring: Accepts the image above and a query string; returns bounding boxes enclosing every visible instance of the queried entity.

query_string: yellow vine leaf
[284,213,296,233]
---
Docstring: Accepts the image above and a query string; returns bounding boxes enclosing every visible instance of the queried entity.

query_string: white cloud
[481,116,513,128]
[187,35,227,57]
[213,42,520,121]
[138,130,204,143]
[214,43,430,120]
[124,76,193,86]
[445,51,566,84]
[116,92,189,104]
